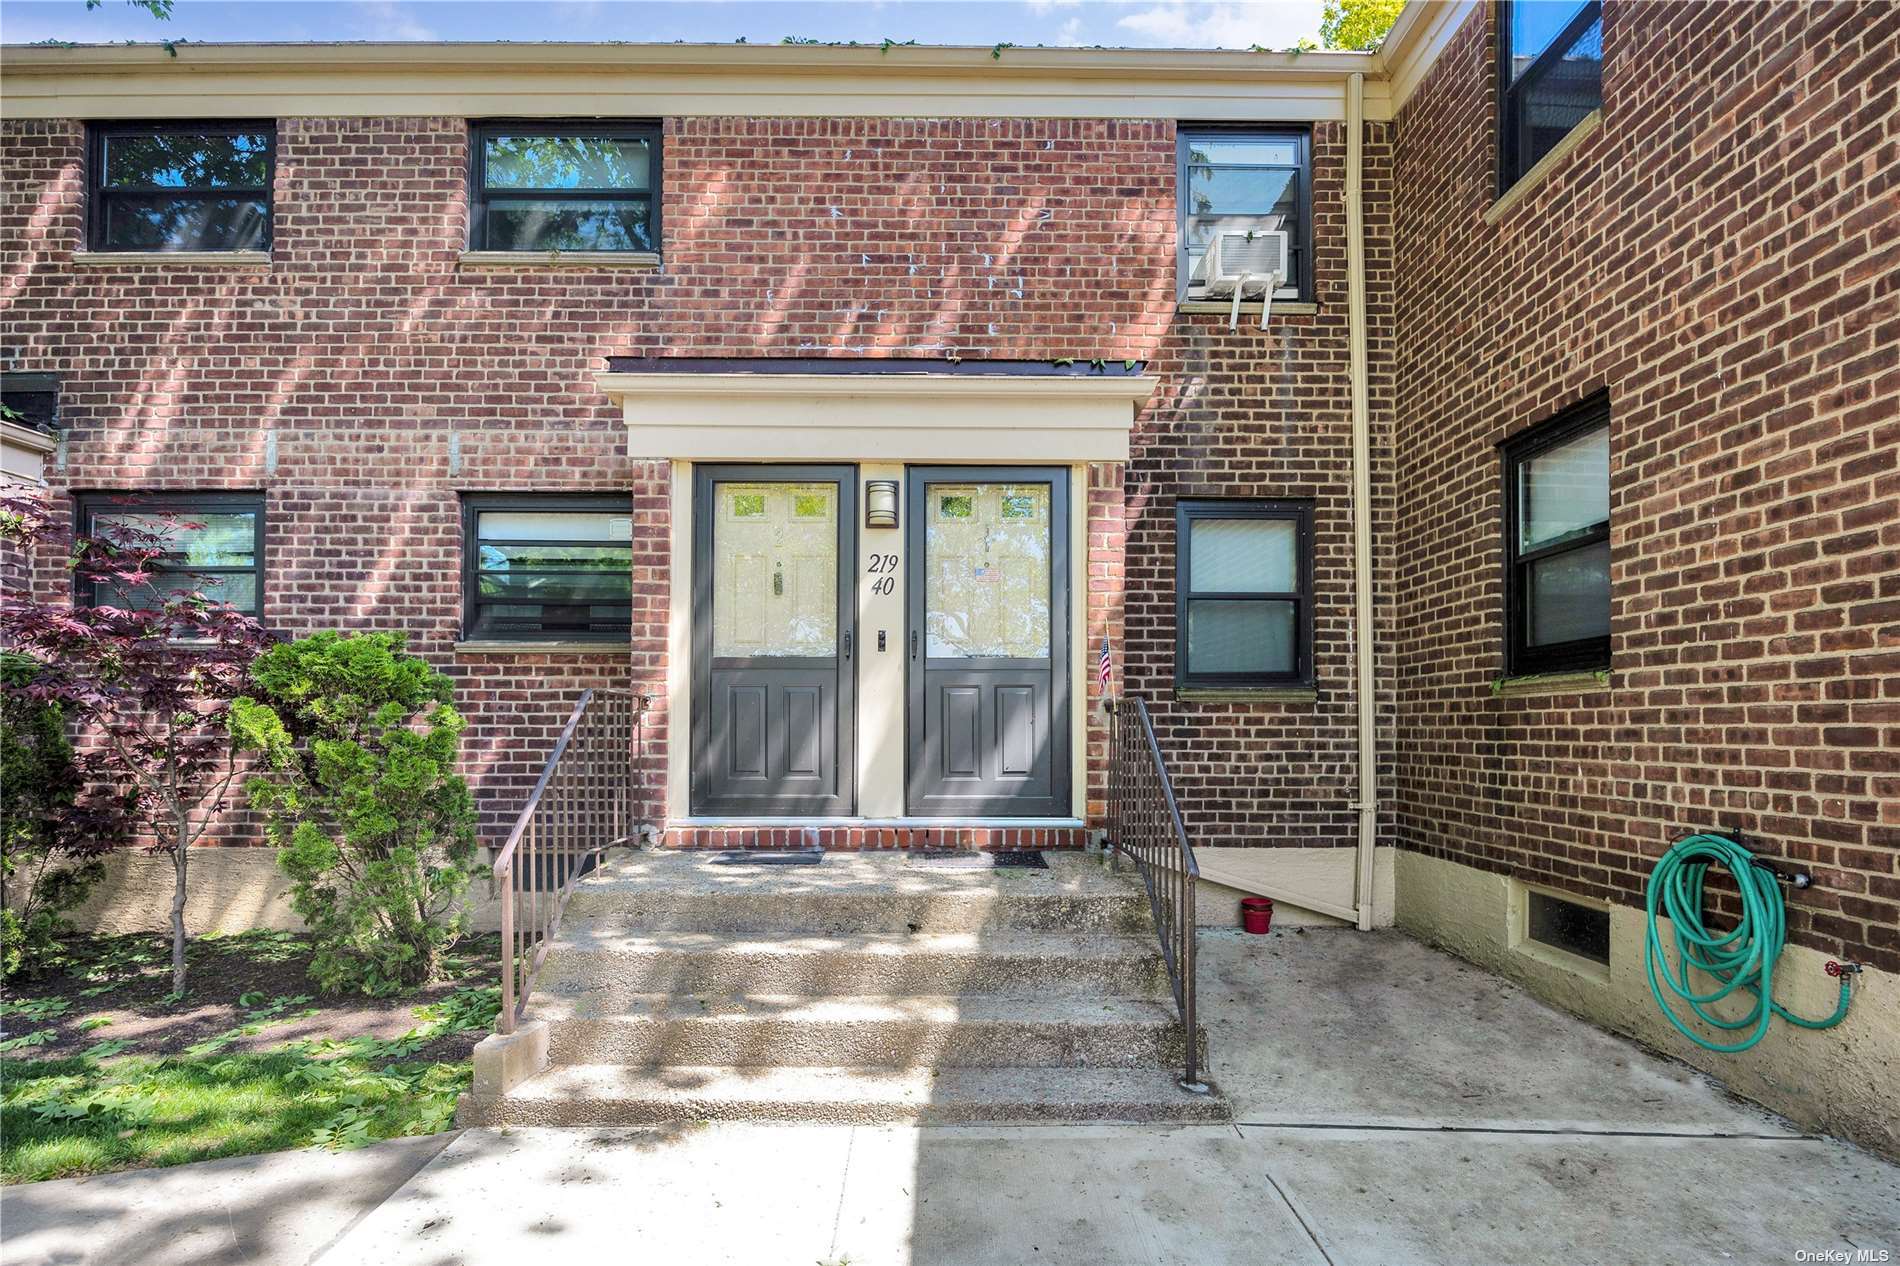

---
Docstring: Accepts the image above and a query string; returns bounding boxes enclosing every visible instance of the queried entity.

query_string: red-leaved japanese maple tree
[1,491,273,994]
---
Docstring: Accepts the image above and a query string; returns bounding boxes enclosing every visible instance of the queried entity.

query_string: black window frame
[1174,498,1315,689]
[1496,0,1603,193]
[467,120,662,254]
[1500,393,1611,677]
[461,493,635,644]
[1177,125,1314,305]
[73,491,267,618]
[86,120,276,253]
[1,372,60,432]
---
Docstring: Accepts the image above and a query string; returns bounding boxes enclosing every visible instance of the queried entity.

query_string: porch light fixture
[865,480,900,528]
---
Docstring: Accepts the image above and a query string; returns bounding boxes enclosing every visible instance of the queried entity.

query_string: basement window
[468,122,659,253]
[1501,394,1610,676]
[87,122,274,252]
[1525,889,1610,966]
[1497,1,1604,192]
[463,495,634,642]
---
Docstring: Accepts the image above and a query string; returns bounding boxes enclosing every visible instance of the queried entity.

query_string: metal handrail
[1106,695,1205,1092]
[494,687,643,1034]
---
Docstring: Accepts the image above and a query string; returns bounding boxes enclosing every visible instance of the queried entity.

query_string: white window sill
[1178,300,1317,317]
[1484,109,1603,227]
[457,251,661,270]
[71,251,271,268]
[454,640,633,654]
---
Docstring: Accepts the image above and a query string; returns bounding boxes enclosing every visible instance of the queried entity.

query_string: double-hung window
[463,495,634,642]
[75,493,265,616]
[1175,500,1314,689]
[468,122,659,253]
[1178,128,1311,303]
[1502,396,1611,675]
[87,122,274,252]
[1497,0,1604,191]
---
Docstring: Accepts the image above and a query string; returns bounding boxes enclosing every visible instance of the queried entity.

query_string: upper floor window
[76,493,265,616]
[1175,499,1314,689]
[463,495,634,642]
[469,122,659,253]
[87,123,274,252]
[1502,395,1610,676]
[1497,1,1603,191]
[1178,128,1311,304]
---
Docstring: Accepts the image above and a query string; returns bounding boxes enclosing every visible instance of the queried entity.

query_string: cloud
[1026,0,1083,13]
[1114,1,1324,50]
[1055,15,1085,45]
[349,0,438,41]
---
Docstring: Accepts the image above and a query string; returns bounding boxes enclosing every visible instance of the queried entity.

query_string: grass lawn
[0,931,501,1185]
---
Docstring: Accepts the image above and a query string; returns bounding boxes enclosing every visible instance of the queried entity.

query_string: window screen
[1175,500,1313,687]
[88,123,274,252]
[463,496,634,641]
[1502,395,1611,675]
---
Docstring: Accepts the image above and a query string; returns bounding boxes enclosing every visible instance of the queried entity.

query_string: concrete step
[537,992,1203,1070]
[563,886,1154,936]
[562,849,1154,937]
[459,1064,1230,1127]
[537,929,1172,999]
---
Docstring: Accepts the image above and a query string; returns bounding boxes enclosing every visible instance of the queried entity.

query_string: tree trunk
[170,811,190,995]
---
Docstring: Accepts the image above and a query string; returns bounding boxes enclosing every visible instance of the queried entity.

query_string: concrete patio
[8,928,1897,1265]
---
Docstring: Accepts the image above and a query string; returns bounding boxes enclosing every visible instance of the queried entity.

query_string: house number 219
[867,553,899,595]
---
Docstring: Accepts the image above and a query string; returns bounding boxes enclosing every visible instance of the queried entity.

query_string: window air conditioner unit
[1198,227,1289,330]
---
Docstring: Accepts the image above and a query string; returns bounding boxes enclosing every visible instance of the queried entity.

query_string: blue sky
[0,1,1329,51]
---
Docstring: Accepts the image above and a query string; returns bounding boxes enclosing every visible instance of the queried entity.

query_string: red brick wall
[1124,121,1398,851]
[1389,0,1900,969]
[1,112,1386,851]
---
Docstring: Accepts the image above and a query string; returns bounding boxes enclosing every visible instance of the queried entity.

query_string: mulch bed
[1,931,502,1064]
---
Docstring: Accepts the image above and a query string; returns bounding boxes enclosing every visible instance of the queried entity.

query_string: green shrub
[231,632,479,996]
[0,654,117,980]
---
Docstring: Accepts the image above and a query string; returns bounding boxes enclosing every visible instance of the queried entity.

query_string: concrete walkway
[7,928,1898,1265]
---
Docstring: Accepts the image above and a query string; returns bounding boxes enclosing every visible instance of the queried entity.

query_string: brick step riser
[536,951,1171,999]
[559,892,1156,936]
[544,1018,1203,1070]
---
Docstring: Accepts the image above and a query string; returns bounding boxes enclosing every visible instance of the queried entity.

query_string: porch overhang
[597,360,1154,463]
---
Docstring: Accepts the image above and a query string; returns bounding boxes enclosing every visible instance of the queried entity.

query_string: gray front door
[906,467,1070,817]
[692,465,856,816]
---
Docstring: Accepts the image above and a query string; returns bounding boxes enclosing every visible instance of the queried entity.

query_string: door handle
[911,630,919,661]
[843,631,853,661]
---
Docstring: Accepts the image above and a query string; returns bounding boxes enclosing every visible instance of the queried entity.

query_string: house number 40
[867,553,899,595]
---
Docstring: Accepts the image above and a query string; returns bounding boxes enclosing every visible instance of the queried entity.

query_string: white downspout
[1345,71,1378,932]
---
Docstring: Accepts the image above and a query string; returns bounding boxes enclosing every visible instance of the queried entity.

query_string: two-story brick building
[3,0,1894,1149]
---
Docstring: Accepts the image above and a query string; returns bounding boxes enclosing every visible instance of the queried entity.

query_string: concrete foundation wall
[47,848,504,937]
[1395,850,1899,1159]
[1191,846,1396,928]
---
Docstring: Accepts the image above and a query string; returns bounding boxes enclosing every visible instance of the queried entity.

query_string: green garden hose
[1644,831,1856,1053]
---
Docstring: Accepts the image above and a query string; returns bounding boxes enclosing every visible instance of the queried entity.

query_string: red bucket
[1241,896,1274,934]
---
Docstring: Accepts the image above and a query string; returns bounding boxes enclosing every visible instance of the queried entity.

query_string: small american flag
[1098,636,1113,693]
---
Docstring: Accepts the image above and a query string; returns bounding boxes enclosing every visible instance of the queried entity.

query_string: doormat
[908,849,1047,870]
[707,850,824,866]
